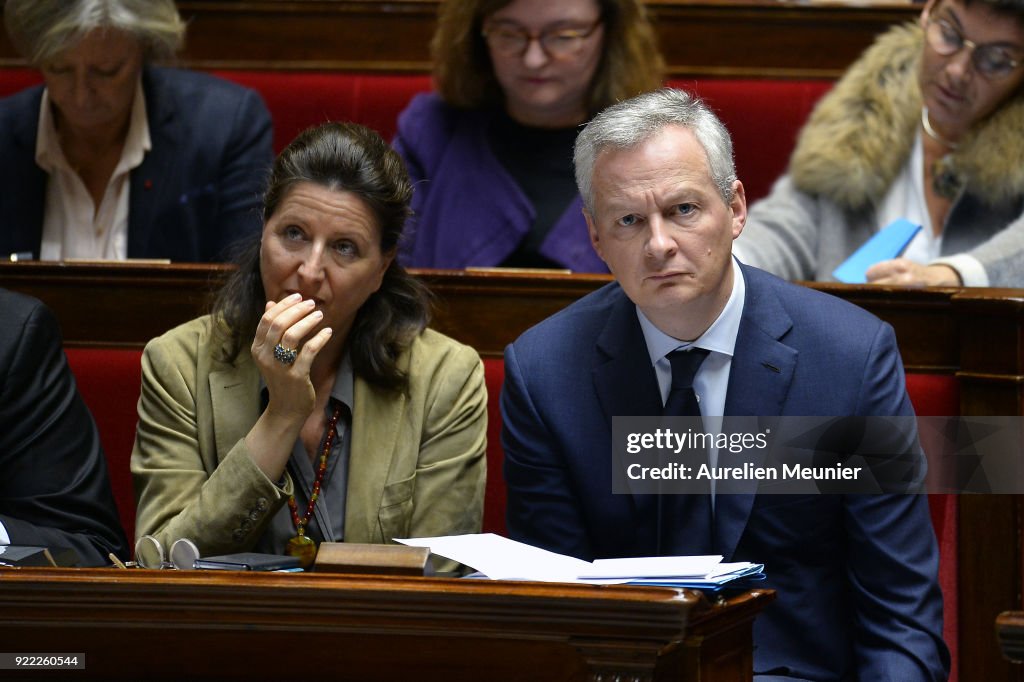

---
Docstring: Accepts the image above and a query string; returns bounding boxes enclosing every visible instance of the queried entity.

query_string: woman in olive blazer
[131,123,486,570]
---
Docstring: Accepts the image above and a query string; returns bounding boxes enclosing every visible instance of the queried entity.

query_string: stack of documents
[582,555,766,589]
[397,534,764,590]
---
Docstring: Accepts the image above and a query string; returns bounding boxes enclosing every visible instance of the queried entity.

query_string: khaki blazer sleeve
[346,329,487,572]
[405,332,487,540]
[131,317,291,557]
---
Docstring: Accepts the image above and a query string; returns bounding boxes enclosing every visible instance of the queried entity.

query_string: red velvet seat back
[64,348,143,544]
[0,67,41,97]
[0,68,829,203]
[209,71,433,152]
[906,372,961,681]
[667,78,834,202]
[483,360,509,535]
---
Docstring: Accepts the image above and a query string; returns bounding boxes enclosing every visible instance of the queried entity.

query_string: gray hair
[574,88,737,213]
[4,0,185,65]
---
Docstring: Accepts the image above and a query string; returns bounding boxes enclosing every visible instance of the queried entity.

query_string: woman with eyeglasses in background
[393,0,663,272]
[735,0,1024,287]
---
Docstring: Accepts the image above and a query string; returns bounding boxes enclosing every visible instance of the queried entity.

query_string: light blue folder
[832,219,923,284]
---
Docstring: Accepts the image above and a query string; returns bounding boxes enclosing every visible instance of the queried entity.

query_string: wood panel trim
[0,1,920,79]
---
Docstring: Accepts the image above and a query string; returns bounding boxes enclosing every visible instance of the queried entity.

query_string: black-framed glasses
[482,18,603,58]
[925,17,1023,79]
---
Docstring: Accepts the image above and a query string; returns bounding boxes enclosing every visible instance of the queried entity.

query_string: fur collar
[790,23,1024,209]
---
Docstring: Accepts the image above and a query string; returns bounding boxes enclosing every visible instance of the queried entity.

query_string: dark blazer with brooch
[0,67,273,262]
[502,263,949,682]
[0,289,128,566]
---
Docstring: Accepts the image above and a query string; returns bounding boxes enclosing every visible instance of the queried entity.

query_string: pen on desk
[9,252,33,262]
[109,553,128,569]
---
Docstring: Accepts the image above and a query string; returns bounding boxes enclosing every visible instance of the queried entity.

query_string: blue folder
[832,219,923,284]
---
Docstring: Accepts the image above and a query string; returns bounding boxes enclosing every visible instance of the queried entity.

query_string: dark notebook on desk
[193,552,301,571]
[0,545,79,567]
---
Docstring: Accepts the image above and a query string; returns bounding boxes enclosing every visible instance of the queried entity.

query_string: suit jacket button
[256,498,268,512]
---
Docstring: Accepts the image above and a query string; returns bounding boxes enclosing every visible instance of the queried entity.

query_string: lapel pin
[144,179,153,190]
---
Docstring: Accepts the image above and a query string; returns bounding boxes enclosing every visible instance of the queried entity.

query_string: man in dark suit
[501,89,949,681]
[0,66,272,263]
[0,289,128,566]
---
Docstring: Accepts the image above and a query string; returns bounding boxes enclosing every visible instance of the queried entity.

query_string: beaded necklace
[285,404,342,568]
[921,107,965,200]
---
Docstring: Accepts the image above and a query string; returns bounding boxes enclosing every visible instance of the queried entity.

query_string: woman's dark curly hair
[211,121,432,391]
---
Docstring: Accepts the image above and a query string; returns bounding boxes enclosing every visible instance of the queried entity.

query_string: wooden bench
[2,262,1022,681]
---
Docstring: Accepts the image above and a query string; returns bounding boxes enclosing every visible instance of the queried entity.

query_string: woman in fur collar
[736,0,1024,287]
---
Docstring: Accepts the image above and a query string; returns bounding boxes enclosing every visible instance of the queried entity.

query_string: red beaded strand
[287,404,343,539]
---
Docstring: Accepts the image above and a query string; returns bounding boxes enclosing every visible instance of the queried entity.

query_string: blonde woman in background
[0,0,273,262]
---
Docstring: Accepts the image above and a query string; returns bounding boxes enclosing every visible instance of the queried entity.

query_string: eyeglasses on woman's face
[481,17,603,58]
[925,16,1023,79]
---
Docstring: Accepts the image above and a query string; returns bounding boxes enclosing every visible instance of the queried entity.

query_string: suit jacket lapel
[13,88,48,255]
[129,68,178,257]
[593,290,663,421]
[593,289,663,549]
[716,266,797,559]
[208,354,262,470]
[344,375,405,544]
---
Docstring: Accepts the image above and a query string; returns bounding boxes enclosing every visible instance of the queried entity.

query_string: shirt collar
[35,89,62,172]
[330,351,355,408]
[120,77,152,169]
[637,256,746,364]
[35,76,151,173]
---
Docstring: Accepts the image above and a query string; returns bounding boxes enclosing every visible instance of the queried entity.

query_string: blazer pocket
[377,475,415,541]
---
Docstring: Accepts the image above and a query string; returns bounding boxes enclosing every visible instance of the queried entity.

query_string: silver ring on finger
[273,343,298,365]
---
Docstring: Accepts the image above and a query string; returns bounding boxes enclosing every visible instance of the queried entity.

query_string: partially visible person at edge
[393,0,664,272]
[0,0,273,262]
[735,0,1024,287]
[131,122,487,571]
[0,288,128,566]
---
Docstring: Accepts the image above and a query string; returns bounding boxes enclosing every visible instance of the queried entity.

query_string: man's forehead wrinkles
[600,180,695,207]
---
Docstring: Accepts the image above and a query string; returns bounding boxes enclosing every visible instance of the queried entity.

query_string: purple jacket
[393,93,607,273]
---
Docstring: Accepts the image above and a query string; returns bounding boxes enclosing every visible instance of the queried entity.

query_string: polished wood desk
[0,568,773,681]
[1,262,1022,681]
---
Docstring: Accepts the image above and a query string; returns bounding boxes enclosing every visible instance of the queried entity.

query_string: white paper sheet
[578,555,723,579]
[396,534,762,586]
[397,533,592,581]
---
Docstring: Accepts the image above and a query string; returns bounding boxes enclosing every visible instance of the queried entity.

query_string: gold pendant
[286,534,317,569]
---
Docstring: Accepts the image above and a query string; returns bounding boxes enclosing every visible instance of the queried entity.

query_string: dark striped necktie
[664,348,710,418]
[661,347,713,556]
